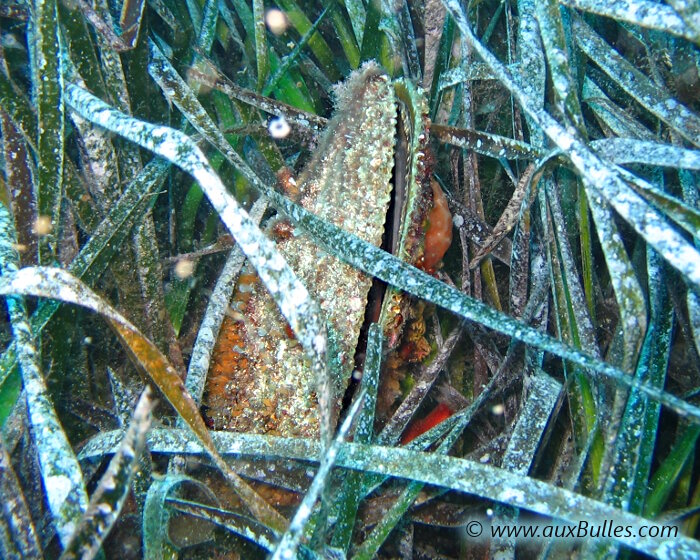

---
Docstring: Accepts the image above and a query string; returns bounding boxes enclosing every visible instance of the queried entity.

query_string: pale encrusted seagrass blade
[204,62,397,438]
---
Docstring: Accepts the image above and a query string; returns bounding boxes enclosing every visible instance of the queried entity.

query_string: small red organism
[277,166,299,200]
[283,323,295,340]
[421,179,453,272]
[400,385,468,444]
[401,402,454,444]
[272,219,295,242]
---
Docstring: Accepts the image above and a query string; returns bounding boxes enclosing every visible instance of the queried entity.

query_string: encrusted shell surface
[204,62,397,438]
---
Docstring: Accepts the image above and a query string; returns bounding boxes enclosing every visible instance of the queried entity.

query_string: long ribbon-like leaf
[0,266,286,531]
[0,207,89,546]
[81,429,700,560]
[59,388,153,560]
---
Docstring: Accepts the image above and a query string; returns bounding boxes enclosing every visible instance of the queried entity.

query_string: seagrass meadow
[1,0,700,558]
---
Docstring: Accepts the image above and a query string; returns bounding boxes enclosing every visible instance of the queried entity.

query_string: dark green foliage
[0,1,698,558]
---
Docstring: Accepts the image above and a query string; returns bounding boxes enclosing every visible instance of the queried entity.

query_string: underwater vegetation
[0,0,699,558]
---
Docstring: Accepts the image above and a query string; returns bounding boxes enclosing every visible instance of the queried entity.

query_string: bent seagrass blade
[204,62,397,438]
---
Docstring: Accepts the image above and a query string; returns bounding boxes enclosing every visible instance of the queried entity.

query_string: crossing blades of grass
[59,388,153,560]
[0,206,89,547]
[271,389,365,560]
[62,83,327,450]
[0,158,167,424]
[443,0,700,290]
[81,428,700,560]
[561,0,700,44]
[573,17,700,147]
[143,474,219,560]
[0,266,287,532]
[0,435,42,559]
